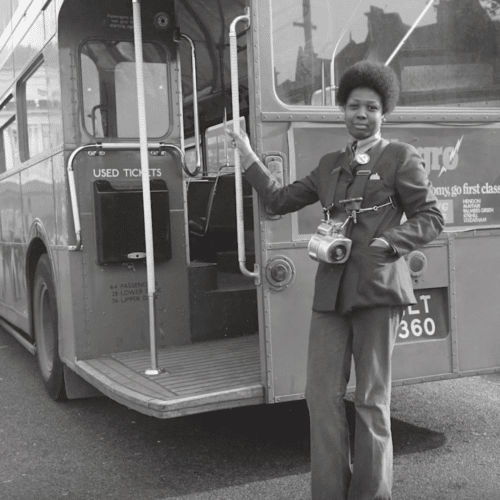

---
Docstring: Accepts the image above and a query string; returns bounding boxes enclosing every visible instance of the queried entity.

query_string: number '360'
[398,318,436,339]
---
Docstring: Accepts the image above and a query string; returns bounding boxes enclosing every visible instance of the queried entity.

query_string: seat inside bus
[187,173,253,265]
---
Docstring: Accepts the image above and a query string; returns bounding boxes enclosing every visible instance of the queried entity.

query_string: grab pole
[229,8,260,285]
[132,0,162,376]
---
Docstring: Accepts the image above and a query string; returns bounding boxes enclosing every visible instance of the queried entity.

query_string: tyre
[33,254,66,401]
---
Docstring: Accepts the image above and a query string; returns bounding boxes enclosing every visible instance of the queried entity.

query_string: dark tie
[350,141,358,168]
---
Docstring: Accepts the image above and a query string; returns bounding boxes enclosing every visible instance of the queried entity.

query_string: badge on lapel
[369,173,381,180]
[354,153,370,165]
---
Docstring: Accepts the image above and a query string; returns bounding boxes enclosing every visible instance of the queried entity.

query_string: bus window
[21,62,50,159]
[80,53,104,137]
[271,0,500,108]
[80,40,170,139]
[0,118,19,172]
[115,61,168,137]
[176,0,248,141]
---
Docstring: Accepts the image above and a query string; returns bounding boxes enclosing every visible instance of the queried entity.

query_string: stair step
[217,250,255,274]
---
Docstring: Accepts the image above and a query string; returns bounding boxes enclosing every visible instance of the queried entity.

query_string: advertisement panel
[290,124,500,237]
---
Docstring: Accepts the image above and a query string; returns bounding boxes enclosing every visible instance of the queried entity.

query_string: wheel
[33,254,66,401]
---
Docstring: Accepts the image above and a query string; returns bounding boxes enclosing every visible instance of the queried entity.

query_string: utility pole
[293,0,317,103]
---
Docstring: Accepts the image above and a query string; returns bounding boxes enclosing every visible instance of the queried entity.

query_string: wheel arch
[26,220,54,339]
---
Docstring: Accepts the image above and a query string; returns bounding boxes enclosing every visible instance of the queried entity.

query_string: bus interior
[177,0,259,343]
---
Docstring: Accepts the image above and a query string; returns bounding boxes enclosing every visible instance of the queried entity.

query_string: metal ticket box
[93,179,171,265]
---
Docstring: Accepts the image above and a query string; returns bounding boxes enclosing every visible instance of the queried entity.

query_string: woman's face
[343,87,384,140]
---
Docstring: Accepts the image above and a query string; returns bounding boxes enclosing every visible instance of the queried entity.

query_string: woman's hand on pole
[226,129,259,171]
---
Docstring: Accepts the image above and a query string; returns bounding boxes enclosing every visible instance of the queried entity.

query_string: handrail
[229,8,260,286]
[67,142,184,251]
[174,30,201,177]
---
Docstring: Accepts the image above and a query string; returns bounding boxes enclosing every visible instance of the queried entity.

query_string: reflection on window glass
[25,63,50,157]
[81,54,104,137]
[176,0,248,138]
[80,41,169,138]
[115,62,168,137]
[272,0,500,108]
[0,119,20,172]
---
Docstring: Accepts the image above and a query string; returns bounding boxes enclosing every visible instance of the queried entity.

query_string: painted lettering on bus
[399,294,434,339]
[121,296,141,303]
[406,294,431,315]
[93,168,162,178]
[120,289,143,296]
[119,282,147,288]
[416,146,459,176]
[481,183,500,194]
[109,282,161,305]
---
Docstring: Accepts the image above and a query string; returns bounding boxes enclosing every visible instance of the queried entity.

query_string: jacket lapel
[349,139,390,200]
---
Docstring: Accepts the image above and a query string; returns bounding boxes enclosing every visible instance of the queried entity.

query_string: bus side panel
[455,233,500,372]
[391,242,454,381]
[264,247,315,400]
[258,120,456,399]
[74,151,190,359]
[22,156,59,338]
[22,158,58,248]
[56,248,84,366]
[0,171,28,329]
[52,154,68,247]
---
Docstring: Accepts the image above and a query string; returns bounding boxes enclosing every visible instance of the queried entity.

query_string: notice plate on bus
[396,288,449,343]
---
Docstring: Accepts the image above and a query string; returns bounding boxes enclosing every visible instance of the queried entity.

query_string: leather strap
[335,139,390,204]
[324,153,343,216]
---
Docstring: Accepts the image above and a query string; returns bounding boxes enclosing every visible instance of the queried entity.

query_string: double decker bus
[0,0,499,418]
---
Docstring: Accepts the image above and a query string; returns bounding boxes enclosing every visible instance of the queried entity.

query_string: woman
[228,61,444,500]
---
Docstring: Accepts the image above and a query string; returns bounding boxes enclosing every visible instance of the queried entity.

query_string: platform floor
[75,335,263,418]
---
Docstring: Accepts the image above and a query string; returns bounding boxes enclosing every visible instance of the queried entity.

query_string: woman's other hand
[226,129,259,170]
[369,237,395,255]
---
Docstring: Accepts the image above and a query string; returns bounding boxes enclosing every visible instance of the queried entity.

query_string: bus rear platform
[74,334,263,418]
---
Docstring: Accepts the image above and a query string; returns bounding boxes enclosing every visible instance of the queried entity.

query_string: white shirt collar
[349,131,382,155]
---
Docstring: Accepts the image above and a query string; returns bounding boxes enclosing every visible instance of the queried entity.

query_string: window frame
[16,56,49,162]
[0,94,18,174]
[264,0,500,121]
[78,38,172,140]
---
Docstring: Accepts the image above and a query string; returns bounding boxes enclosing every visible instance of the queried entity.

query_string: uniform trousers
[305,306,403,500]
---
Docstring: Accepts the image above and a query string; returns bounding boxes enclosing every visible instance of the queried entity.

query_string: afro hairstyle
[336,61,400,115]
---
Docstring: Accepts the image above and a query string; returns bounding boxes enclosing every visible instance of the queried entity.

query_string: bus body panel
[253,0,500,403]
[0,169,27,326]
[57,0,178,146]
[0,0,64,335]
[54,0,192,362]
[0,0,263,413]
[256,118,500,401]
[1,0,499,417]
[455,232,500,372]
[74,150,190,358]
[57,247,83,367]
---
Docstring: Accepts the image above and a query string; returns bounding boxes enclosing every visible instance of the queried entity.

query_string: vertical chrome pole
[180,34,201,172]
[132,0,162,375]
[229,8,260,285]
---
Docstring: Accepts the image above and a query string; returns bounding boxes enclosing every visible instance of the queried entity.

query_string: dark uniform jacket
[245,139,445,315]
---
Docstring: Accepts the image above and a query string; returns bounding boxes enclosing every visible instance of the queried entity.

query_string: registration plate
[396,288,449,343]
